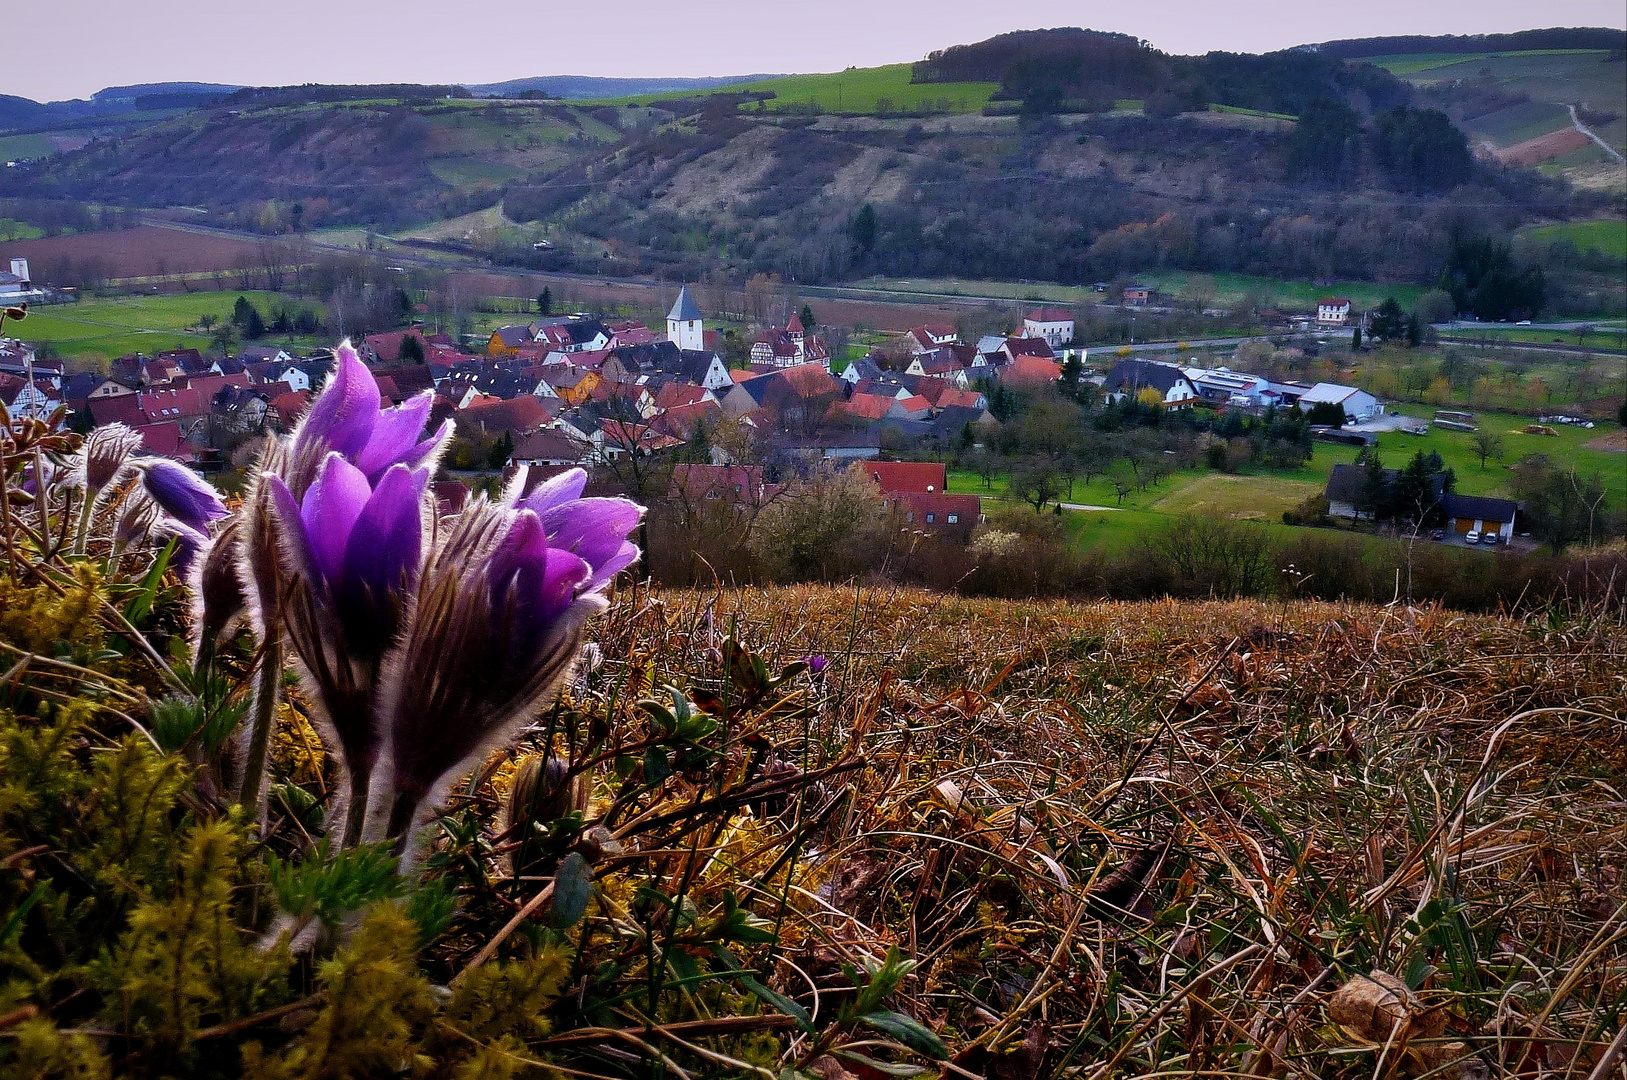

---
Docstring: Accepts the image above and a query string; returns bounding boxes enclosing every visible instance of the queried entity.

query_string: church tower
[666,285,704,352]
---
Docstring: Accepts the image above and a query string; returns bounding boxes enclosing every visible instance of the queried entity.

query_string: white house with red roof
[1022,307,1075,348]
[1316,298,1353,325]
[906,324,958,353]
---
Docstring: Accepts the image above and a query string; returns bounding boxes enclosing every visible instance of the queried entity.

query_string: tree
[537,288,552,315]
[850,203,878,253]
[1305,401,1346,428]
[1011,462,1064,513]
[1373,106,1473,191]
[1470,431,1504,468]
[232,295,265,340]
[1511,456,1612,553]
[748,464,889,581]
[399,334,425,364]
[1355,453,1390,522]
[1286,99,1362,184]
[1350,325,1362,350]
[198,313,218,332]
[799,304,815,332]
[1441,235,1545,322]
[1368,297,1406,342]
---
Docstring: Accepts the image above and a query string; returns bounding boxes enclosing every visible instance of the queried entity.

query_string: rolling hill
[0,28,1618,304]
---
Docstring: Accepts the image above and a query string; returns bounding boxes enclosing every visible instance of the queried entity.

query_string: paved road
[1566,103,1625,165]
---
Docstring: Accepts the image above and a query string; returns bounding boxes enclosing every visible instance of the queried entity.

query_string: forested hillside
[0,28,1617,299]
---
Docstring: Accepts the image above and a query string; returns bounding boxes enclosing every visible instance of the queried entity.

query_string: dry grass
[578,583,1627,1077]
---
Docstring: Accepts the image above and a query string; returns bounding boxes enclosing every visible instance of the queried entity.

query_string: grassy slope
[1519,218,1627,261]
[15,291,324,361]
[592,64,999,116]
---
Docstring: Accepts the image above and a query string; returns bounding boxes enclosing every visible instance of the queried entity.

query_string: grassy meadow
[12,291,324,362]
[594,64,1000,116]
[1520,218,1627,261]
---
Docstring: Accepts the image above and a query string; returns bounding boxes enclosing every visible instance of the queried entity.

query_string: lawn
[0,217,46,241]
[1519,218,1627,262]
[597,64,999,117]
[1137,271,1426,311]
[1460,100,1573,147]
[13,291,324,362]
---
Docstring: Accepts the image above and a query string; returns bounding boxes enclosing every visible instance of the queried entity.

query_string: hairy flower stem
[385,792,420,857]
[237,631,282,827]
[340,767,372,850]
[71,486,97,556]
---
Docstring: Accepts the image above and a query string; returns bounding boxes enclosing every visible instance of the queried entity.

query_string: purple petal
[491,511,591,634]
[158,520,208,573]
[138,459,227,532]
[354,393,432,483]
[300,453,371,589]
[517,468,587,515]
[296,342,378,461]
[265,474,322,587]
[339,464,427,610]
[538,497,643,580]
[583,540,640,595]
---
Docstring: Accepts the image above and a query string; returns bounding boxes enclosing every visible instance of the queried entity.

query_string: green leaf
[833,1049,937,1077]
[1,883,45,946]
[711,945,813,1031]
[551,852,593,929]
[857,1011,949,1060]
[124,538,175,625]
[643,746,670,783]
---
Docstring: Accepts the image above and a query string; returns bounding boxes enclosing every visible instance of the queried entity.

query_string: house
[997,336,1055,365]
[0,374,58,419]
[1316,298,1353,326]
[270,390,312,429]
[904,349,968,386]
[362,328,429,364]
[1298,382,1382,423]
[487,325,533,357]
[0,258,39,300]
[461,395,551,437]
[509,428,594,467]
[999,355,1065,386]
[1123,286,1153,307]
[1183,367,1272,407]
[236,346,294,368]
[885,491,982,541]
[532,315,611,355]
[906,324,958,354]
[1103,360,1197,407]
[1324,464,1381,521]
[1022,307,1075,349]
[651,398,723,440]
[721,363,841,428]
[829,393,897,423]
[211,386,270,435]
[930,403,996,439]
[131,421,190,461]
[1442,493,1518,541]
[541,367,601,407]
[750,314,830,370]
[839,356,887,386]
[866,461,947,495]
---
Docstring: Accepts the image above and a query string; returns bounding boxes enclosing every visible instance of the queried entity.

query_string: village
[0,262,1530,549]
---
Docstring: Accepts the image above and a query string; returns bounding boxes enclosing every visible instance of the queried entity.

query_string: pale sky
[10,0,1626,102]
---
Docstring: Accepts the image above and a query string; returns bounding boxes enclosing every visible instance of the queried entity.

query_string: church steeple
[666,285,704,351]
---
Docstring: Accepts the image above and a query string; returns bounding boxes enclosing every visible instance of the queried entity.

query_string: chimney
[9,258,27,283]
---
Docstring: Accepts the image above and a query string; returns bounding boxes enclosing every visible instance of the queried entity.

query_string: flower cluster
[239,343,642,853]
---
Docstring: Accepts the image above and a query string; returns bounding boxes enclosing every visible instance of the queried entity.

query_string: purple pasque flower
[267,453,429,805]
[512,467,642,593]
[374,490,642,848]
[133,458,227,534]
[804,654,829,676]
[284,340,448,497]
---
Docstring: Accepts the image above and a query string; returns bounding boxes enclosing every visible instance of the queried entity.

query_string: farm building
[1442,494,1518,541]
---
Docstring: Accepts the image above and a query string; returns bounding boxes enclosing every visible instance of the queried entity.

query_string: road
[1565,103,1625,165]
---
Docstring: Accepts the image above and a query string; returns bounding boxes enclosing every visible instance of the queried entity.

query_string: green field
[1521,218,1627,261]
[0,134,59,160]
[946,406,1625,555]
[597,64,999,117]
[12,292,325,361]
[1364,49,1610,77]
[1137,271,1427,311]
[0,217,46,241]
[1461,100,1573,147]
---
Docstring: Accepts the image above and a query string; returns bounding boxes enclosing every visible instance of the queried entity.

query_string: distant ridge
[1309,26,1625,58]
[466,74,786,100]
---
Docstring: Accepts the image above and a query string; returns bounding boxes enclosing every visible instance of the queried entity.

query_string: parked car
[1465,531,1481,545]
[1481,533,1499,546]
[1430,529,1445,541]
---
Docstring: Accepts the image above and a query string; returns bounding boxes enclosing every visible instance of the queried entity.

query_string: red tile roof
[460,394,550,435]
[866,461,947,495]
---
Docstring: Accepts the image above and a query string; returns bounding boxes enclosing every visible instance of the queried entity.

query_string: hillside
[0,28,1618,297]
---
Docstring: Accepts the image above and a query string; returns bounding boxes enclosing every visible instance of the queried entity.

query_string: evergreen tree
[537,288,552,315]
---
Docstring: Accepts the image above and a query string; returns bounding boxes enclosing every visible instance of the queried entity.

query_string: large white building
[1316,298,1353,325]
[1022,307,1075,348]
[1298,382,1382,422]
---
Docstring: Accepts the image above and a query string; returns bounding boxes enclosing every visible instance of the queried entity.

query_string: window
[947,514,959,524]
[926,513,936,523]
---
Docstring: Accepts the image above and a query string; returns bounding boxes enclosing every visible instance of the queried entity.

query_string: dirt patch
[1496,127,1590,167]
[1585,429,1627,452]
[823,146,911,203]
[652,126,779,217]
[0,225,266,282]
